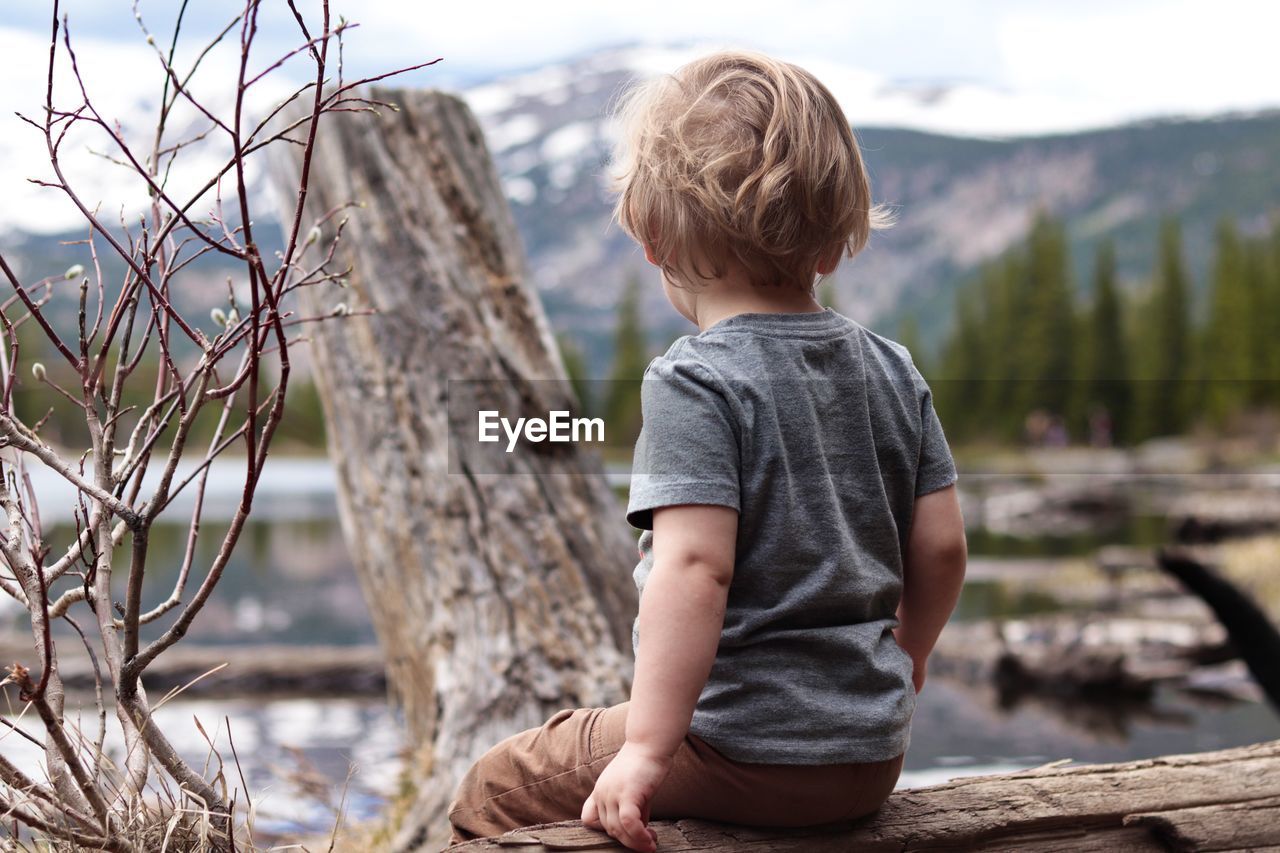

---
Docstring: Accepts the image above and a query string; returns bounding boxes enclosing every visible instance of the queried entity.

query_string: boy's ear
[815,243,844,276]
[643,242,659,266]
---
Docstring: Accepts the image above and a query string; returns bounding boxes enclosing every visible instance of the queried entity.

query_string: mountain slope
[3,43,1278,373]
[463,46,1280,365]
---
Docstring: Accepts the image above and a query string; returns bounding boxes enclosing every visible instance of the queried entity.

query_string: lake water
[3,457,1277,838]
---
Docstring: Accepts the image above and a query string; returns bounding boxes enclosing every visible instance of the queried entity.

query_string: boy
[447,49,967,851]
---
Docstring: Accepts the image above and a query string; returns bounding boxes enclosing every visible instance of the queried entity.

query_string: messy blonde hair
[608,49,894,292]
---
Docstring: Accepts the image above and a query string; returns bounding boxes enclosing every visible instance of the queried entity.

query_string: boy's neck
[690,281,825,333]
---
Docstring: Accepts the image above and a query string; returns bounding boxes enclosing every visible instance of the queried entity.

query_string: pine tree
[1016,211,1076,428]
[1243,240,1274,408]
[1133,217,1193,439]
[557,333,593,418]
[978,254,1024,439]
[1082,239,1131,444]
[604,274,650,446]
[817,277,841,314]
[933,209,1280,449]
[936,279,986,441]
[1202,216,1249,421]
[897,315,926,375]
[1263,216,1280,407]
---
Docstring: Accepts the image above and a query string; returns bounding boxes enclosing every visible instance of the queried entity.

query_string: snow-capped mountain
[456,43,1280,361]
[0,22,295,240]
[4,39,1279,371]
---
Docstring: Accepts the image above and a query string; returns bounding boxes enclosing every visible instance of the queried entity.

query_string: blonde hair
[607,49,894,292]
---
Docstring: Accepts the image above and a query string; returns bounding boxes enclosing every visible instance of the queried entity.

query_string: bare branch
[9,664,117,838]
[0,416,140,528]
[0,0,433,842]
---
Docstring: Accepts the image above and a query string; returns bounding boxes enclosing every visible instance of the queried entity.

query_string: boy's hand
[910,655,928,693]
[896,485,966,698]
[581,741,672,852]
[892,629,929,693]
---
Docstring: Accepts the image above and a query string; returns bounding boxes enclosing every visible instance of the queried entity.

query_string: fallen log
[1157,546,1280,711]
[444,739,1280,851]
[103,643,387,697]
[1169,490,1280,543]
[931,616,1229,704]
[977,482,1130,539]
[0,636,387,697]
[994,645,1157,701]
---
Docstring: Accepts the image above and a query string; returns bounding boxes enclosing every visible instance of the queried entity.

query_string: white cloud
[337,0,1280,121]
[3,0,1278,234]
[998,1,1280,118]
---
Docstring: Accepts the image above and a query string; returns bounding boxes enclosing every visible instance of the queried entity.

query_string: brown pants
[447,702,904,846]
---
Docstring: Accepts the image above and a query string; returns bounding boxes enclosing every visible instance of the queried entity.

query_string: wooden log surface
[444,740,1280,852]
[1128,795,1280,852]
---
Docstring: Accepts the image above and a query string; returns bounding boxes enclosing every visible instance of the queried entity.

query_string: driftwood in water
[1170,490,1280,543]
[266,87,638,851]
[1158,547,1280,709]
[25,641,388,697]
[932,616,1229,704]
[993,645,1156,701]
[446,739,1280,851]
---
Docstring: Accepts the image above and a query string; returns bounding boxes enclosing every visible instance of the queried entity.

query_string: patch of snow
[542,121,595,162]
[592,44,711,78]
[487,113,541,151]
[473,63,576,111]
[510,65,575,99]
[541,84,572,107]
[463,82,517,116]
[548,161,577,191]
[599,115,623,142]
[501,147,543,175]
[0,24,293,236]
[502,175,537,205]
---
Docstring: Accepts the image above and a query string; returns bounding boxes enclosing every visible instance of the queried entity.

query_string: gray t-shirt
[626,307,957,765]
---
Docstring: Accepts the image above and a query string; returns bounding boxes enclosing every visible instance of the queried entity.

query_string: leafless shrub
[0,1,435,848]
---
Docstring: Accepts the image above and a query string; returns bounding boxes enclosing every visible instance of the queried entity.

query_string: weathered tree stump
[447,739,1280,851]
[267,88,638,850]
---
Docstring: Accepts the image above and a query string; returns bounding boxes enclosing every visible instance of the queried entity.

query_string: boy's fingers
[581,793,601,828]
[599,799,616,841]
[619,801,652,851]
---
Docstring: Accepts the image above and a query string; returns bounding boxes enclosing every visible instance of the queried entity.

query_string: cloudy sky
[3,0,1278,112]
[1,0,1276,234]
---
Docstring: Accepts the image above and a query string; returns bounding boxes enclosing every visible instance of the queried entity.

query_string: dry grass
[0,710,366,853]
[1216,535,1280,621]
[318,756,420,853]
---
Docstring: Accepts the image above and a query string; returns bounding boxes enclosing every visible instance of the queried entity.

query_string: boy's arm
[894,484,967,692]
[582,503,736,852]
[626,503,737,756]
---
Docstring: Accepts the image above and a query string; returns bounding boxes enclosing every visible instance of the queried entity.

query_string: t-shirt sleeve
[625,355,741,530]
[913,368,958,497]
